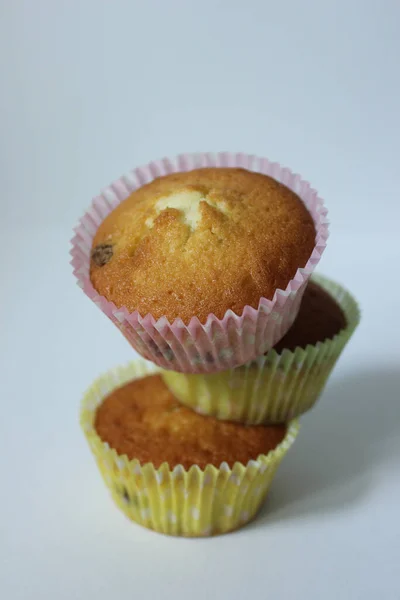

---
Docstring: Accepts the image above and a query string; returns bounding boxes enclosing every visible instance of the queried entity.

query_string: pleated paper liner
[71,152,328,373]
[80,360,299,537]
[162,275,360,424]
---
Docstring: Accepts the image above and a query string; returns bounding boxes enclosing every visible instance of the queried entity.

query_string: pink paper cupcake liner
[71,152,328,373]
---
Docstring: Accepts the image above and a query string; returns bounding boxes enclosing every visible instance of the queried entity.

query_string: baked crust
[90,168,316,323]
[95,375,286,469]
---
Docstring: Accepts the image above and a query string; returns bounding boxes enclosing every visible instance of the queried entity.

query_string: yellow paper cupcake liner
[162,274,360,424]
[80,360,299,537]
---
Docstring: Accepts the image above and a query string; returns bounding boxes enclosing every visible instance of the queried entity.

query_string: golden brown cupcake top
[95,375,286,469]
[273,281,347,353]
[90,168,316,323]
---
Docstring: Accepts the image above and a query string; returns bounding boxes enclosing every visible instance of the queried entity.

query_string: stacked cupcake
[72,153,359,536]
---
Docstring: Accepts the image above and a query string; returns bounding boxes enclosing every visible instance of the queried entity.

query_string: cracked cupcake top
[90,168,316,323]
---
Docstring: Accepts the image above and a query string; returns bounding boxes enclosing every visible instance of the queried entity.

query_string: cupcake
[90,167,316,323]
[71,153,328,373]
[162,275,360,424]
[81,360,298,537]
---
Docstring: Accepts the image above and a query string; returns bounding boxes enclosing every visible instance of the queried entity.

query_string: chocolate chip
[164,347,175,362]
[116,486,131,504]
[91,243,113,266]
[205,352,214,364]
[147,339,163,357]
[119,486,138,507]
[147,339,175,361]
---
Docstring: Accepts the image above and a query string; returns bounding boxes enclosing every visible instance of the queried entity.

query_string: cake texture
[95,374,286,470]
[162,275,360,424]
[90,168,316,323]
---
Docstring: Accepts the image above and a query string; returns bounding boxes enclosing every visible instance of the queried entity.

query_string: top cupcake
[90,168,316,324]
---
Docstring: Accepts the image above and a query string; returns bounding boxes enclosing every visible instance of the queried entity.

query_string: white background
[1,1,399,599]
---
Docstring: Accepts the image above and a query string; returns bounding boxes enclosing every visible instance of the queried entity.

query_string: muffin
[162,274,360,424]
[90,168,316,323]
[81,361,298,537]
[72,152,328,372]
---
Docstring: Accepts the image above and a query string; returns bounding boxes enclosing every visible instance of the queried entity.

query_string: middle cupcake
[162,274,360,424]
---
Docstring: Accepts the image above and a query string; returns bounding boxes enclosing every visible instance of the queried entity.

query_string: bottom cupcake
[81,360,298,537]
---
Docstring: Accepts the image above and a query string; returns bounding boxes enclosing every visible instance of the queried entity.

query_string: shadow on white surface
[252,367,400,526]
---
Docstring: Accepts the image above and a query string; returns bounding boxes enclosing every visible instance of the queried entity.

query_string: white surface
[1,1,399,599]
